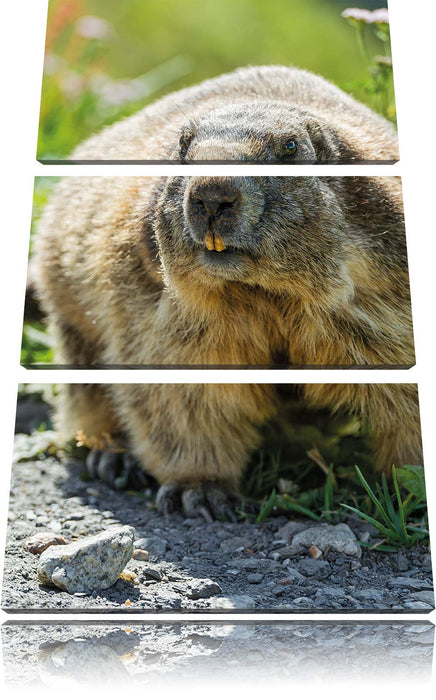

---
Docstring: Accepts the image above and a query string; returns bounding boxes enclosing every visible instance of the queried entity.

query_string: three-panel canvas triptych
[2,1,433,677]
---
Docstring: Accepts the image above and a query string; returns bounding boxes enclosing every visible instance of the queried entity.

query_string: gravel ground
[2,622,434,685]
[2,431,433,613]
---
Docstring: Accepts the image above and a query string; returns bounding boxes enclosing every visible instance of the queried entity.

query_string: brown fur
[34,173,420,479]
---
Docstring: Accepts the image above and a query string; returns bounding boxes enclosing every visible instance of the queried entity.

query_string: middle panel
[23,176,414,368]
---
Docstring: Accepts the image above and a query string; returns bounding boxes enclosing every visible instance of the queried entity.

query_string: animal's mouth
[204,232,227,252]
[201,232,250,258]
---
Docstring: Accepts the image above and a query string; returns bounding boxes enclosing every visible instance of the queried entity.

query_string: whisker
[170,98,199,128]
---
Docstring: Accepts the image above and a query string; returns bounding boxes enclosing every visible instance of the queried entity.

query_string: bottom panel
[3,384,432,613]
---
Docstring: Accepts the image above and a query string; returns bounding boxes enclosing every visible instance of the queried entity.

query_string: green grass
[21,322,55,366]
[341,465,429,550]
[22,178,57,366]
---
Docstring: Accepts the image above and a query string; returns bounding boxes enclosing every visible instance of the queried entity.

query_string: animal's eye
[283,139,298,156]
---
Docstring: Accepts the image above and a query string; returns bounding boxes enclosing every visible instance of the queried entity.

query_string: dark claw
[205,483,238,523]
[181,488,207,518]
[122,453,150,489]
[157,482,238,522]
[199,505,214,524]
[156,484,182,515]
[85,449,102,479]
[85,449,150,491]
[97,452,122,487]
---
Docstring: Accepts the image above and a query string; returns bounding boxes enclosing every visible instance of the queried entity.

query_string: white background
[0,0,435,697]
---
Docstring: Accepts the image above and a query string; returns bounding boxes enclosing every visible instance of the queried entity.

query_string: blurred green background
[38,0,393,159]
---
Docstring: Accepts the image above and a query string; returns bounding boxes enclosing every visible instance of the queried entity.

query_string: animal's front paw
[85,449,152,490]
[156,481,240,523]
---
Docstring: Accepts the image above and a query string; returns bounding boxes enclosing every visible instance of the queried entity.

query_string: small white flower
[75,16,115,40]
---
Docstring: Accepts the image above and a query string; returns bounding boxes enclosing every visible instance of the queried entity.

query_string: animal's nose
[193,194,238,218]
[189,182,240,220]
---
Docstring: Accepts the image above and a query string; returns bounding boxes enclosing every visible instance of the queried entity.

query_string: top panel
[37,0,397,164]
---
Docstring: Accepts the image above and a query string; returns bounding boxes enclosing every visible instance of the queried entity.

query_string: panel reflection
[2,622,433,687]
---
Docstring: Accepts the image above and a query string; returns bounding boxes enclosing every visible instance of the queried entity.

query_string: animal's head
[176,103,354,163]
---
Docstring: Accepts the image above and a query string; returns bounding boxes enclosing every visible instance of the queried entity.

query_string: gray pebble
[315,586,345,597]
[422,554,432,572]
[284,567,306,582]
[292,597,315,607]
[247,573,264,584]
[395,553,410,572]
[141,566,162,582]
[290,524,361,558]
[276,521,309,542]
[220,536,253,552]
[409,590,434,606]
[134,536,167,558]
[232,558,262,571]
[272,546,294,560]
[296,558,331,578]
[387,577,433,590]
[154,591,182,609]
[272,586,286,597]
[403,600,433,610]
[353,589,384,603]
[175,578,222,600]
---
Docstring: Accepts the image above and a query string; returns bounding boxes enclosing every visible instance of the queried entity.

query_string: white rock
[37,526,135,593]
[290,523,361,558]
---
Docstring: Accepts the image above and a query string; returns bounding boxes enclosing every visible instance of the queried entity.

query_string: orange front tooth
[214,235,227,252]
[205,232,215,251]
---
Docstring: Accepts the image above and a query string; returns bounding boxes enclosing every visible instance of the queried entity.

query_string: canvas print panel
[22,175,415,369]
[37,0,396,163]
[2,622,434,685]
[3,383,431,613]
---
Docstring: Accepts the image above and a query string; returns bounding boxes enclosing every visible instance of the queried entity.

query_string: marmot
[63,65,398,163]
[33,173,420,516]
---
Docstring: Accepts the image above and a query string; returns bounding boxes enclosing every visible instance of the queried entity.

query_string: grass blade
[380,474,401,534]
[341,503,401,541]
[354,466,393,529]
[278,495,321,521]
[392,466,410,545]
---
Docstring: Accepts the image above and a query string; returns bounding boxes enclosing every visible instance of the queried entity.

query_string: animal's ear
[305,118,350,163]
[179,123,196,162]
